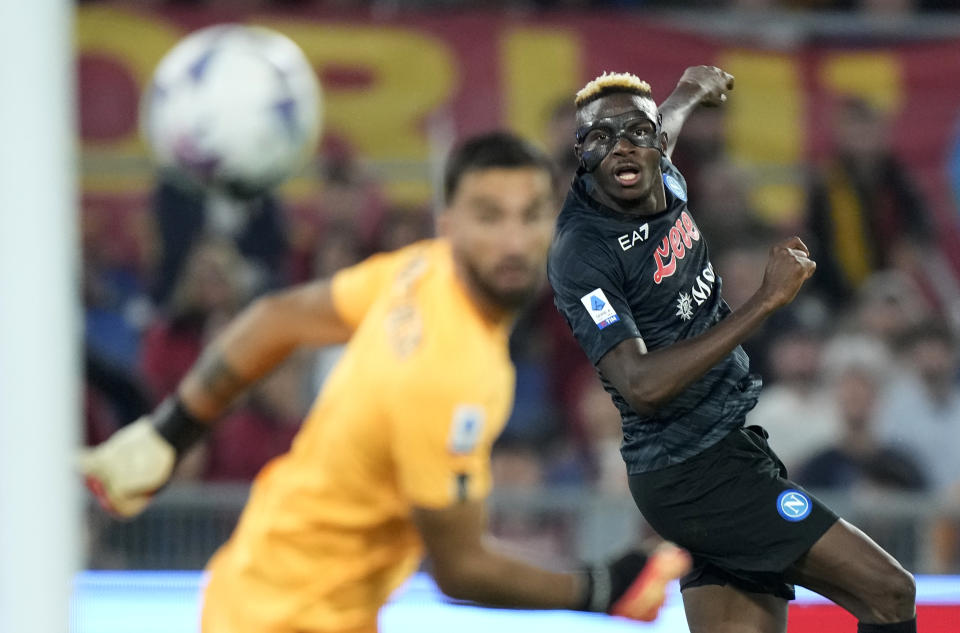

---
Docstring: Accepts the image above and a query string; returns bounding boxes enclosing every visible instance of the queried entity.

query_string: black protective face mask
[576,110,662,172]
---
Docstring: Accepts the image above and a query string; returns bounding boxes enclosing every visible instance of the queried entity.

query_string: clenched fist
[677,65,735,107]
[757,236,817,310]
[78,419,176,518]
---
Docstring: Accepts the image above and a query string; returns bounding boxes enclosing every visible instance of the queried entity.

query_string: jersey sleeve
[330,249,405,331]
[548,235,641,365]
[387,367,496,509]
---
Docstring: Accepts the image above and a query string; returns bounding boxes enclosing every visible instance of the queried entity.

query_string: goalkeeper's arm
[413,501,691,622]
[79,279,352,518]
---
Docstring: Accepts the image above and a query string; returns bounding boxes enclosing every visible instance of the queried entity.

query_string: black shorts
[627,425,838,600]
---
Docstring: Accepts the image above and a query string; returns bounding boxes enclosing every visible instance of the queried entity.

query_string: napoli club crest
[777,489,812,522]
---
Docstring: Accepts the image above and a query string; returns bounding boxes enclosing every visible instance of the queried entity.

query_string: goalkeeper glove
[577,542,692,621]
[78,397,208,518]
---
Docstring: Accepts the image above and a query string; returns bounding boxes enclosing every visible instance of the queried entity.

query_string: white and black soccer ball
[142,24,322,197]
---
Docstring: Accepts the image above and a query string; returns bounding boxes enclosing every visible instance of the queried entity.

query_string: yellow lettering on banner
[257,20,457,204]
[720,51,804,224]
[820,53,903,115]
[501,28,579,145]
[76,6,182,153]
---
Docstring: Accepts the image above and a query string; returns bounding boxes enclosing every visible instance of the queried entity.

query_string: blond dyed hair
[574,72,652,108]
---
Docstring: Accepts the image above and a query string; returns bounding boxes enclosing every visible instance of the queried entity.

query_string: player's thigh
[682,584,788,633]
[784,518,915,621]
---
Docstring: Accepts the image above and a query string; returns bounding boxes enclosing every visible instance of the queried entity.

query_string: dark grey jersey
[547,158,761,474]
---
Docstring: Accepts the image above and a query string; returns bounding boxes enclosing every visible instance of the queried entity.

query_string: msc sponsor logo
[653,211,701,284]
[691,262,716,306]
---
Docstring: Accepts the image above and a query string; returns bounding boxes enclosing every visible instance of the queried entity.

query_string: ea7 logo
[617,223,649,251]
[653,211,701,284]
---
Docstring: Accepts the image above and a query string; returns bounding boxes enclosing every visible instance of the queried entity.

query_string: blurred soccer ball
[142,24,322,197]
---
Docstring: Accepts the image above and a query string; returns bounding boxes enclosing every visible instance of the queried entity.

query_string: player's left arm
[658,65,734,159]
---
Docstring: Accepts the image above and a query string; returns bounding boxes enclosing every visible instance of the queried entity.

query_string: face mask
[576,110,662,172]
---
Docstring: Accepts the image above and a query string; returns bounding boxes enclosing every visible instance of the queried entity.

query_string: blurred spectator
[286,136,387,282]
[858,0,917,13]
[692,161,778,261]
[747,328,839,473]
[505,286,586,452]
[82,197,157,446]
[151,174,289,305]
[375,206,434,252]
[313,135,388,251]
[877,321,960,492]
[491,439,546,490]
[671,107,727,201]
[714,243,769,312]
[805,96,937,308]
[727,0,781,11]
[714,242,831,376]
[950,109,960,218]
[796,335,926,491]
[84,260,148,371]
[876,321,960,571]
[844,270,931,347]
[82,198,155,372]
[489,439,570,566]
[498,354,558,446]
[313,221,366,279]
[573,367,628,493]
[140,239,247,401]
[544,98,579,197]
[921,0,960,8]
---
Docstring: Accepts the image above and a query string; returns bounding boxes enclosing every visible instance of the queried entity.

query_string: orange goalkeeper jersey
[201,240,515,633]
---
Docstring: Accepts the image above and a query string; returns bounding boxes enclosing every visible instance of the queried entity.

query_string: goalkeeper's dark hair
[443,131,556,206]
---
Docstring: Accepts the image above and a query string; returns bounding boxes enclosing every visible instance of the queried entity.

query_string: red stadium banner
[789,604,960,633]
[77,6,960,252]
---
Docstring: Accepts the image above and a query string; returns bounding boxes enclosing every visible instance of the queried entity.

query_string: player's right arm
[658,65,734,159]
[598,237,815,417]
[79,249,403,518]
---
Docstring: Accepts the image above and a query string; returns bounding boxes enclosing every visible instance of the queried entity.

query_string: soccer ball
[142,24,322,197]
